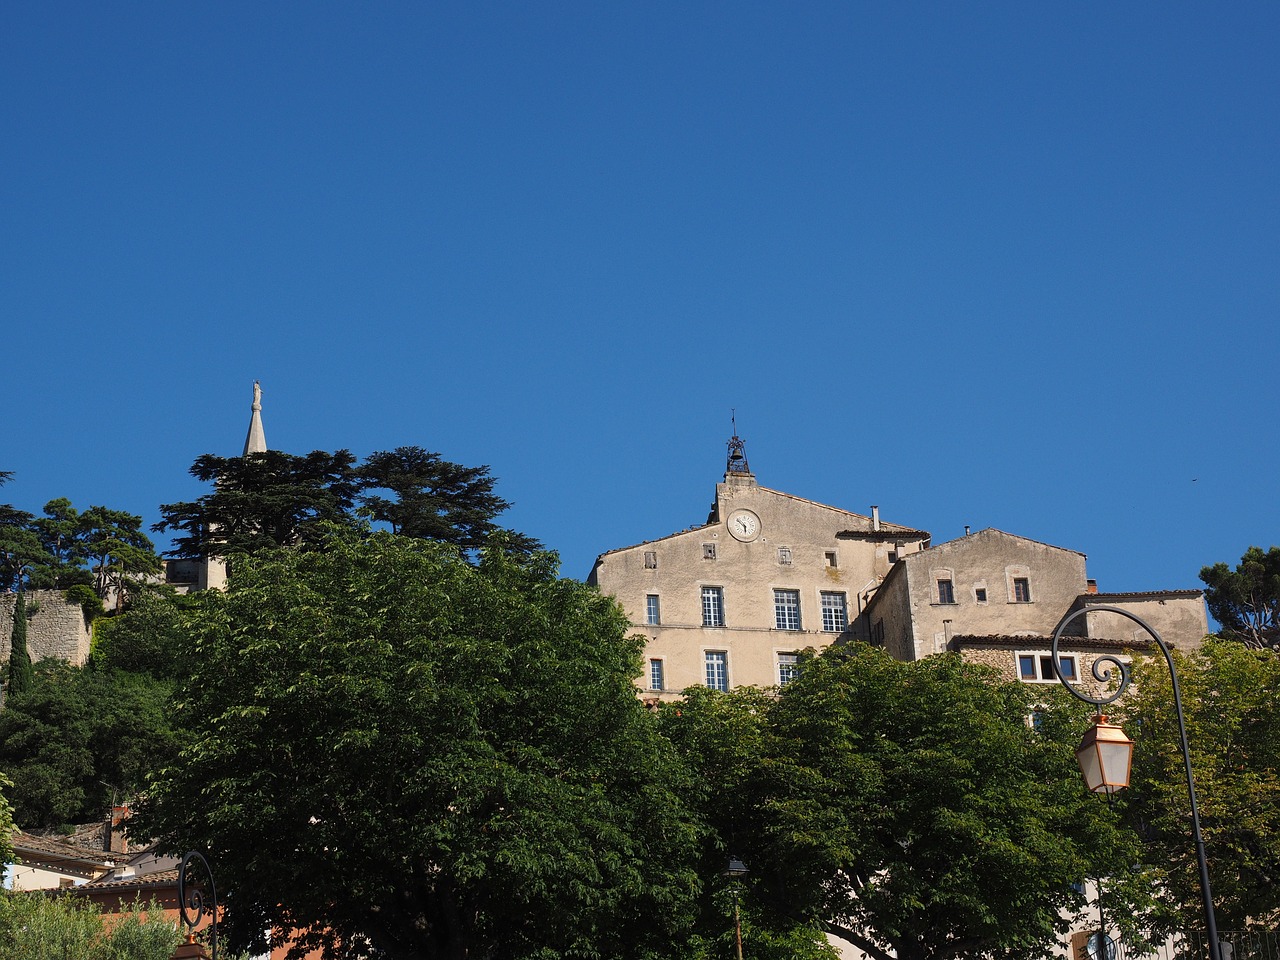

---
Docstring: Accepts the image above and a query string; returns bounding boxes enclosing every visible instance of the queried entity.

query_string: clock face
[727,509,761,542]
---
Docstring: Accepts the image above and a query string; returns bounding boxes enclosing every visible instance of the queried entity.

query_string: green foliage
[0,773,14,870]
[77,506,161,607]
[357,445,541,552]
[1200,545,1280,650]
[6,591,33,698]
[155,449,362,558]
[679,646,1143,960]
[0,662,177,828]
[0,894,181,960]
[5,497,157,596]
[91,590,190,680]
[0,521,51,593]
[1123,639,1280,933]
[65,583,106,624]
[139,530,702,960]
[155,446,537,563]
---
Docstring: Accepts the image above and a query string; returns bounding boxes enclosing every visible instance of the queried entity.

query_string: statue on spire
[243,380,267,456]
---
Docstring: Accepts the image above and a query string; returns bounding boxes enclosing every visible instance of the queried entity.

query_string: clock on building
[727,509,762,542]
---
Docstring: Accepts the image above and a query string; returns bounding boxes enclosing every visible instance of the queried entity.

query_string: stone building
[863,526,1208,688]
[589,440,1208,699]
[586,437,930,698]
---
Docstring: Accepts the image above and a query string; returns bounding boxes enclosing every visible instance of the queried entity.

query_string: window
[778,546,792,565]
[705,651,728,691]
[825,551,838,568]
[975,587,988,603]
[937,579,955,604]
[649,658,665,691]
[1013,577,1032,602]
[887,549,898,564]
[702,587,725,627]
[644,551,657,569]
[873,619,885,645]
[820,591,848,632]
[703,543,717,560]
[645,595,661,625]
[1018,652,1078,682]
[774,589,801,630]
[778,652,801,686]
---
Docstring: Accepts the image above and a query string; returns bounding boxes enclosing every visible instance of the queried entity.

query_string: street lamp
[1051,606,1221,960]
[724,857,748,960]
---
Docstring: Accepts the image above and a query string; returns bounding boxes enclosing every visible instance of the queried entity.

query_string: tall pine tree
[6,591,32,699]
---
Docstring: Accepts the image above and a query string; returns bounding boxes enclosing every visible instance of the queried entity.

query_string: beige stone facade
[590,456,1208,698]
[587,466,929,697]
[863,527,1208,681]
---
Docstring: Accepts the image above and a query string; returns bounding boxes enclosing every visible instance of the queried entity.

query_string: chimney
[964,525,970,536]
[109,804,130,856]
[1086,579,1098,595]
[871,505,880,531]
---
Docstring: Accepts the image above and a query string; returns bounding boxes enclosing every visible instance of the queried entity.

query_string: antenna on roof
[726,409,751,476]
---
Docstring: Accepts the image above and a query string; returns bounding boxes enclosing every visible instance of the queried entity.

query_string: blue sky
[3,3,1276,592]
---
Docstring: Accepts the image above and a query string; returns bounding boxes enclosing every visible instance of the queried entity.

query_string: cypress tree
[7,591,32,698]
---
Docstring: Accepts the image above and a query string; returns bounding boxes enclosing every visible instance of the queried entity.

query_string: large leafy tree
[731,647,1142,960]
[155,449,361,559]
[357,446,540,552]
[659,685,839,959]
[1200,546,1280,650]
[139,531,701,960]
[1122,639,1280,934]
[0,661,178,828]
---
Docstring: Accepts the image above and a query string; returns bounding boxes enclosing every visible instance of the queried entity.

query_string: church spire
[243,380,267,456]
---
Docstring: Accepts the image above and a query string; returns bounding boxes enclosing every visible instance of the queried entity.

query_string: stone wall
[0,590,92,668]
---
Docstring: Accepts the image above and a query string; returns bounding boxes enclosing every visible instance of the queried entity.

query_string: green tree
[138,531,701,960]
[357,446,540,552]
[0,515,50,594]
[659,685,838,958]
[748,646,1141,960]
[1200,546,1280,650]
[154,449,361,559]
[92,590,190,680]
[0,662,177,828]
[1123,639,1280,934]
[77,505,161,607]
[6,591,33,698]
[29,497,94,589]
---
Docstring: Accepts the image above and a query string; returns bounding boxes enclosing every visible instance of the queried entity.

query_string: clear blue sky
[3,3,1276,592]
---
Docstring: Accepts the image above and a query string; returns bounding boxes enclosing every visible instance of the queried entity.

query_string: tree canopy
[663,648,1142,960]
[155,446,538,561]
[0,659,178,829]
[1200,545,1280,650]
[139,530,699,960]
[0,487,157,599]
[1122,639,1280,934]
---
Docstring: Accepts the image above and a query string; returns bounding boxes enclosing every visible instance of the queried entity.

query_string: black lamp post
[724,857,748,960]
[1051,605,1221,960]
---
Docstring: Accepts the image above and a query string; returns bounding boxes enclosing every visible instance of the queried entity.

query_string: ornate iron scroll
[1049,604,1137,708]
[177,850,218,960]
